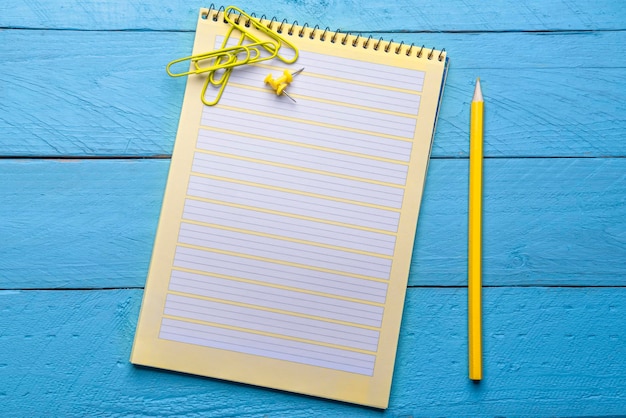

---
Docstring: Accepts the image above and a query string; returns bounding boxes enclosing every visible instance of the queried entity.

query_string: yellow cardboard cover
[131,8,447,408]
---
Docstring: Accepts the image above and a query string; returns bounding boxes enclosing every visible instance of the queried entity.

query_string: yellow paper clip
[166,41,279,77]
[264,68,304,102]
[199,26,244,106]
[168,6,301,106]
[201,68,232,106]
[225,6,299,64]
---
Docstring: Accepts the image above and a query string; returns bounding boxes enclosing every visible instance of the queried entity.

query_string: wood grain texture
[0,288,624,416]
[2,30,626,158]
[0,159,166,288]
[0,31,187,157]
[2,158,624,289]
[1,0,625,31]
[2,0,625,415]
[415,157,626,286]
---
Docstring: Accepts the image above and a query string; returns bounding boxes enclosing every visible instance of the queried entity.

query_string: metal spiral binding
[202,4,446,62]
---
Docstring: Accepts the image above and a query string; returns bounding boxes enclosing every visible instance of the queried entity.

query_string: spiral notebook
[131,7,448,409]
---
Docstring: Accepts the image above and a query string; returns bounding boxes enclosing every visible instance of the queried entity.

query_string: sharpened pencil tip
[473,78,483,102]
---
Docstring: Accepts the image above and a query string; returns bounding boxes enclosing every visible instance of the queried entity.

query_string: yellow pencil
[469,78,483,381]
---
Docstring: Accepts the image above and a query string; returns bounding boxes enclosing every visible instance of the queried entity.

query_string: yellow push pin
[264,67,304,102]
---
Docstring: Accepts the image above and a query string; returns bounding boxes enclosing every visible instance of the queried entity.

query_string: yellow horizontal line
[165,290,382,333]
[230,80,418,120]
[172,266,386,307]
[184,195,397,237]
[163,312,378,355]
[188,172,402,212]
[175,242,390,284]
[252,62,421,96]
[197,125,410,166]
[180,218,393,260]
[217,103,414,143]
[194,148,404,189]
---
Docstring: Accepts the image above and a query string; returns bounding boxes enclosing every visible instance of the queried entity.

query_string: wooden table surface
[1,0,625,416]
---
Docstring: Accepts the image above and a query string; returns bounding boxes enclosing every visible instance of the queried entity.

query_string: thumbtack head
[264,68,305,103]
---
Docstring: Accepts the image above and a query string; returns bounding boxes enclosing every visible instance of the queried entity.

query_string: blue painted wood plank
[2,30,625,158]
[0,2,623,416]
[0,159,167,288]
[1,158,624,288]
[1,0,625,31]
[414,157,626,286]
[0,31,188,157]
[1,1,622,417]
[0,287,624,416]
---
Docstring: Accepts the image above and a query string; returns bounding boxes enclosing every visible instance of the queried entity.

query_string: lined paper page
[164,292,380,351]
[157,45,426,377]
[186,175,401,231]
[128,9,449,409]
[182,199,397,255]
[160,317,376,375]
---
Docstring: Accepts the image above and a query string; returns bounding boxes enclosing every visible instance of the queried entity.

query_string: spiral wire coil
[202,4,446,62]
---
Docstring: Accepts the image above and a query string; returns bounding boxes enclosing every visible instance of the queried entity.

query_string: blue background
[1,0,625,416]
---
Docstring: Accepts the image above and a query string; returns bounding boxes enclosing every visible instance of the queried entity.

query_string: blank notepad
[131,7,448,409]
